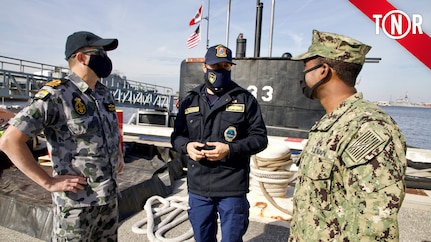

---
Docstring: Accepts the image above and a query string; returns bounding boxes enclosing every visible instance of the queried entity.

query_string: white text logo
[373,10,423,39]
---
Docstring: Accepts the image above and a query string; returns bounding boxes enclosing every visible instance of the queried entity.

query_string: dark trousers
[188,192,250,242]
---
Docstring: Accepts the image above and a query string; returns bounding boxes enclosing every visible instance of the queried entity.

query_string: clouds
[0,0,429,102]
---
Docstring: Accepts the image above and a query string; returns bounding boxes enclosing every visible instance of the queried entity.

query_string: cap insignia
[215,45,227,57]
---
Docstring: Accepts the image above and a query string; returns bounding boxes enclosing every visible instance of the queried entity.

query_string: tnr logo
[373,10,423,39]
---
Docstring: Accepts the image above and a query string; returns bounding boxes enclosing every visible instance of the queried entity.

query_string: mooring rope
[250,152,296,215]
[131,195,194,242]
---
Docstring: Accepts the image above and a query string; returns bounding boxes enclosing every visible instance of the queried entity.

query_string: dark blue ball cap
[205,44,236,65]
[65,31,118,60]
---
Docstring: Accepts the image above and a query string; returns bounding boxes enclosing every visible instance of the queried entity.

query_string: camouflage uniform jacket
[10,72,121,208]
[289,93,407,241]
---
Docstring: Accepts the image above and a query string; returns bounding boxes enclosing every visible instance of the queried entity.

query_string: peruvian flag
[189,4,203,26]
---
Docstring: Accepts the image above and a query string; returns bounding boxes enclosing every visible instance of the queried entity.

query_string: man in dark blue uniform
[171,44,268,242]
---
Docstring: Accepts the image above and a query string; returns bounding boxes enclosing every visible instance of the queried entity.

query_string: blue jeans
[188,192,250,242]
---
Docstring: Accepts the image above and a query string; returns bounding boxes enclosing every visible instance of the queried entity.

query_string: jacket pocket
[298,151,335,211]
[186,113,202,140]
[220,112,245,142]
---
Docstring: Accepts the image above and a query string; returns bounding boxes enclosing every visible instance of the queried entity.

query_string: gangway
[0,56,68,100]
[0,56,177,113]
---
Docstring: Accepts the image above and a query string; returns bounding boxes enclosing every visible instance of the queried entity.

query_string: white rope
[250,166,295,184]
[131,195,194,242]
[406,168,431,177]
[250,152,296,215]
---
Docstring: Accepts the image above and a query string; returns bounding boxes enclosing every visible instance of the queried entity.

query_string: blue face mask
[204,68,231,94]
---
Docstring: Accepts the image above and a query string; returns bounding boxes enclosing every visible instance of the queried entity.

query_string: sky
[1,0,430,103]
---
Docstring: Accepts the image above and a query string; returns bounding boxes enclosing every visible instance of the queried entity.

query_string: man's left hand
[202,142,230,161]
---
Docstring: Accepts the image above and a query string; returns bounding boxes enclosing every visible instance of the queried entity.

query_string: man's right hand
[186,142,206,161]
[46,175,88,193]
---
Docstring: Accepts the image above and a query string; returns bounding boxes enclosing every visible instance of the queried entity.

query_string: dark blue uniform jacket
[171,82,268,197]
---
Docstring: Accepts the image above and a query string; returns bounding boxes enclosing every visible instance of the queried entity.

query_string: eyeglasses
[69,48,107,59]
[303,64,323,74]
[80,48,107,57]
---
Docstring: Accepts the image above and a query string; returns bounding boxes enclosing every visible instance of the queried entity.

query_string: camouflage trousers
[51,199,118,242]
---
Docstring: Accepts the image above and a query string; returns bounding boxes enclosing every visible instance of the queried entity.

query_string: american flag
[187,25,200,49]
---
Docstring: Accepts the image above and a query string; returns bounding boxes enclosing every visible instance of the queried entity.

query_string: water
[381,106,431,150]
[3,102,431,150]
[123,106,431,150]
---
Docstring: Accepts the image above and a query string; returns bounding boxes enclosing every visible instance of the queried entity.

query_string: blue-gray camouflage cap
[292,30,371,65]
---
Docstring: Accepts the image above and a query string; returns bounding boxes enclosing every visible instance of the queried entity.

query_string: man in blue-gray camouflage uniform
[0,31,124,241]
[288,30,407,241]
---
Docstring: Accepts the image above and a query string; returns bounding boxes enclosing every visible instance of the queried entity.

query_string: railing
[0,55,68,77]
[0,56,177,113]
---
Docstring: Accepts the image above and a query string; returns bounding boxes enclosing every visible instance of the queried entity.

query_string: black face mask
[300,79,313,99]
[300,64,326,100]
[204,68,232,94]
[300,78,328,99]
[87,55,113,78]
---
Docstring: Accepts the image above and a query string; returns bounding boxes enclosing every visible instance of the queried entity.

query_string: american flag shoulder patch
[346,129,385,163]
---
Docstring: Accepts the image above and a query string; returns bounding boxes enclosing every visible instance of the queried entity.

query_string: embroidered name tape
[185,106,200,114]
[226,104,245,112]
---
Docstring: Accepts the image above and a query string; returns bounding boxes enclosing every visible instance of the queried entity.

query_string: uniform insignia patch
[226,104,245,112]
[105,103,116,112]
[45,79,63,88]
[34,89,51,100]
[224,126,237,142]
[73,97,87,115]
[346,129,384,162]
[185,106,199,114]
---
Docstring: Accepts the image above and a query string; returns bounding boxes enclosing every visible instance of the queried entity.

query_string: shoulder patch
[45,79,65,88]
[344,129,386,166]
[34,89,51,100]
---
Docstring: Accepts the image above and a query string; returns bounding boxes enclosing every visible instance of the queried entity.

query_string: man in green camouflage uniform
[0,31,124,241]
[288,30,407,241]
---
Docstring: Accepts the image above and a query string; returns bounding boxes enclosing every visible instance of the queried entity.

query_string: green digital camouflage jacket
[289,93,407,241]
[10,72,121,208]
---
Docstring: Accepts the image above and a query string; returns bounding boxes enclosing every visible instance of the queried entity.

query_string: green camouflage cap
[291,30,371,65]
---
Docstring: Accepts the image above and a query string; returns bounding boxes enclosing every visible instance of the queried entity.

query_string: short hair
[315,57,363,87]
[67,55,77,68]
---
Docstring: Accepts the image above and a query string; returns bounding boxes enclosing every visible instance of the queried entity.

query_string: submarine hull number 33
[247,85,273,102]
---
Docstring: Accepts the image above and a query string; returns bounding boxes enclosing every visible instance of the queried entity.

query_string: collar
[312,92,363,131]
[67,72,103,94]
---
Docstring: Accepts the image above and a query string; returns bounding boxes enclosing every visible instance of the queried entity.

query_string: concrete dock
[1,175,430,241]
[1,134,430,241]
